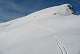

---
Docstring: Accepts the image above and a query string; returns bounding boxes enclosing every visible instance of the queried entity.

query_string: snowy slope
[0,4,73,31]
[0,4,80,54]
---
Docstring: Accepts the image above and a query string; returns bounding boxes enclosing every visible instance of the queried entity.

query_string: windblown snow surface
[0,4,80,54]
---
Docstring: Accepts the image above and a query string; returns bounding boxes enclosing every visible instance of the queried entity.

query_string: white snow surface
[0,4,80,54]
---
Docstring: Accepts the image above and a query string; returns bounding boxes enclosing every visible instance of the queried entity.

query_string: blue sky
[0,0,80,22]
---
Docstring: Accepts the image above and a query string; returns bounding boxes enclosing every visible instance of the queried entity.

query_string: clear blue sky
[0,0,80,22]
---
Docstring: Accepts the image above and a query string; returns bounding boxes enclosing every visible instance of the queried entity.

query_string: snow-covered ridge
[0,4,73,27]
[0,4,80,54]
